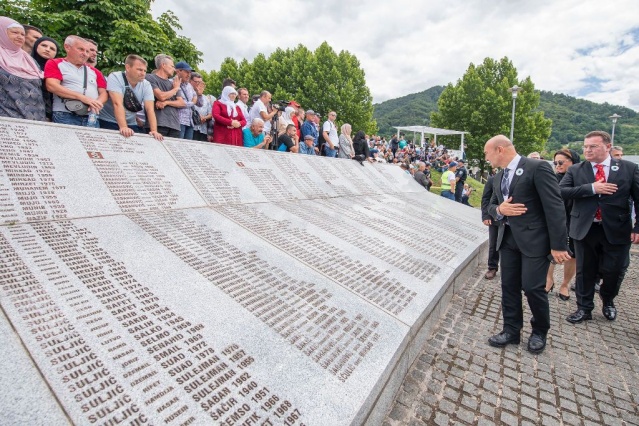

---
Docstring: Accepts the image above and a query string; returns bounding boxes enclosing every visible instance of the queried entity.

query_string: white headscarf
[220,86,238,117]
[281,106,295,125]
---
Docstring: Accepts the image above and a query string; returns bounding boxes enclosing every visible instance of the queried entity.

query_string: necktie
[501,168,510,199]
[594,164,605,221]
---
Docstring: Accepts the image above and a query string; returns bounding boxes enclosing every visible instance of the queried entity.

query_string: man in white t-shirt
[99,54,163,141]
[322,111,339,157]
[248,90,278,135]
[236,88,250,130]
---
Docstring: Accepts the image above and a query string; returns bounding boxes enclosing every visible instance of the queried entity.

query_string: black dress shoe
[566,310,593,324]
[484,269,497,280]
[602,300,617,321]
[527,333,546,354]
[488,331,520,347]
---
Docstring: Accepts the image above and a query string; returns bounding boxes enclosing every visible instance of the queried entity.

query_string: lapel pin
[611,165,619,171]
[515,168,524,176]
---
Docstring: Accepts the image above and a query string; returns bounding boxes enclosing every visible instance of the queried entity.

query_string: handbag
[122,72,143,112]
[191,106,201,127]
[63,66,89,116]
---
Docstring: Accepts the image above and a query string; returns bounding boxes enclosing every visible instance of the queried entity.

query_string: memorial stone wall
[0,117,487,425]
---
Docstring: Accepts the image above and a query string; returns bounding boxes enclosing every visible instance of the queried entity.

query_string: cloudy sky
[152,0,639,110]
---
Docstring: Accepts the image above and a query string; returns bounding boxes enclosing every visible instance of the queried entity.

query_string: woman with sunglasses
[545,148,581,299]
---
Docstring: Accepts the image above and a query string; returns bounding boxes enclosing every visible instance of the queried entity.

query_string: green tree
[203,42,376,134]
[431,57,551,171]
[0,0,201,74]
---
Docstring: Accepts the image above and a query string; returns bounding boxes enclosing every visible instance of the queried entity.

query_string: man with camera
[45,35,108,128]
[97,55,163,141]
[247,91,279,136]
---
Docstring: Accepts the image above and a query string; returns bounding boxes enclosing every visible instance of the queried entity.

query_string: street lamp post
[609,113,621,143]
[508,85,522,142]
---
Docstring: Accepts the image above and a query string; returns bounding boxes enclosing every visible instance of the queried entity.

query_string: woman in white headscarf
[212,85,246,146]
[277,106,296,136]
[0,17,45,120]
[337,123,354,159]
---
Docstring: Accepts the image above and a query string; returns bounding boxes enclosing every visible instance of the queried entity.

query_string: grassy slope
[427,169,484,208]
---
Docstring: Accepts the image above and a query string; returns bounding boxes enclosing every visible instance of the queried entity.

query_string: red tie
[594,164,605,221]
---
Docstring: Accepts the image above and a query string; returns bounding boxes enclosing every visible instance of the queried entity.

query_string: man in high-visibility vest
[440,161,457,200]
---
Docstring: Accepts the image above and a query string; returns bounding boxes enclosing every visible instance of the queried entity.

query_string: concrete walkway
[384,253,639,425]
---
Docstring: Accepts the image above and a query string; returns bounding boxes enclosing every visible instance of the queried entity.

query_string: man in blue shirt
[301,109,318,150]
[299,135,316,155]
[243,118,272,149]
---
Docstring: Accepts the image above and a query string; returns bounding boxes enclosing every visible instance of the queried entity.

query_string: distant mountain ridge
[373,86,639,153]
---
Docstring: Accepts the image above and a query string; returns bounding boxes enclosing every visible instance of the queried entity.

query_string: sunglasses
[553,160,570,166]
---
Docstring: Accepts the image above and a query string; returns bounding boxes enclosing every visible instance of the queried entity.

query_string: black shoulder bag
[63,65,90,116]
[122,72,143,112]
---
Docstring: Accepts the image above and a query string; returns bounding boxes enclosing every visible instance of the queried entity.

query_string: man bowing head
[485,135,569,354]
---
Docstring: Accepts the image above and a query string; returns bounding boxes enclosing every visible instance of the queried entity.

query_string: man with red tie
[560,131,639,324]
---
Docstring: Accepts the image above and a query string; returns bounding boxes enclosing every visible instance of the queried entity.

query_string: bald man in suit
[485,135,570,354]
[560,130,639,324]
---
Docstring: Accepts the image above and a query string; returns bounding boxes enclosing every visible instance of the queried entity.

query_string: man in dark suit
[481,171,499,279]
[560,130,639,324]
[485,135,570,354]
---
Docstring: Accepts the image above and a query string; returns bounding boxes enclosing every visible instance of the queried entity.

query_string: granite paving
[384,251,639,425]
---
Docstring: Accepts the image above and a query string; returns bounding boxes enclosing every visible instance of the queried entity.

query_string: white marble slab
[0,118,206,224]
[0,118,488,425]
[0,211,407,425]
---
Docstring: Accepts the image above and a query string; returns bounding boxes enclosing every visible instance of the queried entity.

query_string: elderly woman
[337,123,354,159]
[545,148,581,300]
[212,86,246,146]
[0,17,45,120]
[277,106,295,136]
[31,36,59,120]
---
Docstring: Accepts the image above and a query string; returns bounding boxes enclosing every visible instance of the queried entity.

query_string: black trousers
[157,126,180,138]
[574,222,630,311]
[455,181,464,203]
[487,224,499,270]
[499,226,550,336]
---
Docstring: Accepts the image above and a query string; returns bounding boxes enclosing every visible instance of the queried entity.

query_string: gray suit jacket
[559,157,639,244]
[489,157,567,257]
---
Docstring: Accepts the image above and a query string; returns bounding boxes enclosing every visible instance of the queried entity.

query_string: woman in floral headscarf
[0,17,45,120]
[212,86,246,146]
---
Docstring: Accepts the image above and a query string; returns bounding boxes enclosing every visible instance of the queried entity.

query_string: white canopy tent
[394,126,469,158]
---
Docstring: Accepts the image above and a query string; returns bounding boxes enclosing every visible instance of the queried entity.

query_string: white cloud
[152,0,639,110]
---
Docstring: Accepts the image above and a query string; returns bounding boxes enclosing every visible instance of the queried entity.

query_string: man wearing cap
[145,54,185,137]
[173,61,203,140]
[455,159,468,203]
[441,161,457,200]
[301,110,319,151]
[299,134,316,155]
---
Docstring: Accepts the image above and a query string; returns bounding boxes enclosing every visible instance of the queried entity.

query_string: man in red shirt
[45,35,107,127]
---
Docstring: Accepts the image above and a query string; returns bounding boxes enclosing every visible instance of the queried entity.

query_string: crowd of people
[481,132,639,355]
[1,16,475,180]
[0,16,471,176]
